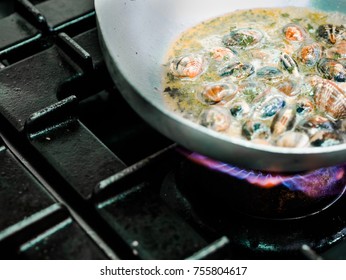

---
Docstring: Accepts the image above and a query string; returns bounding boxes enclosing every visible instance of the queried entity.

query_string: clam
[342,120,346,133]
[250,48,282,66]
[238,80,266,99]
[199,107,231,132]
[283,23,306,42]
[276,131,309,148]
[317,24,346,44]
[242,120,270,140]
[299,42,323,67]
[335,119,346,133]
[271,108,296,136]
[223,28,264,49]
[326,41,346,59]
[296,97,315,115]
[256,66,283,81]
[297,115,335,136]
[336,119,346,132]
[307,74,324,87]
[197,83,238,105]
[312,78,346,120]
[317,58,346,82]
[276,79,300,97]
[210,47,238,62]
[310,131,343,147]
[229,100,251,119]
[280,53,299,76]
[254,92,286,119]
[219,62,254,80]
[170,54,207,79]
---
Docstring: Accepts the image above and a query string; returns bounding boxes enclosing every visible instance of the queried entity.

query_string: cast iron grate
[0,0,345,260]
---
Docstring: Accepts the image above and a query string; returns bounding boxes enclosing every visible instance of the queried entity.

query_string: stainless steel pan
[95,0,346,172]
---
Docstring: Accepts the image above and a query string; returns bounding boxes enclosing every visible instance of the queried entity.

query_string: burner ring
[177,149,346,220]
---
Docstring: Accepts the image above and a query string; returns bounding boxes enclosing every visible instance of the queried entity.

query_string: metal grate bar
[15,0,49,33]
[57,33,93,73]
[186,236,231,260]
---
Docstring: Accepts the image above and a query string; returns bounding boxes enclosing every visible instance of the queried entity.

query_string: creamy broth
[162,7,346,148]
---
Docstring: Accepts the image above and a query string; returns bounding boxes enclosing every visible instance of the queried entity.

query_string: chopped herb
[164,87,180,98]
[234,33,255,47]
[307,23,314,31]
[269,22,276,27]
[292,18,303,23]
[281,13,289,18]
[244,93,256,103]
[229,26,237,32]
[166,72,175,81]
[243,35,255,46]
[333,53,342,59]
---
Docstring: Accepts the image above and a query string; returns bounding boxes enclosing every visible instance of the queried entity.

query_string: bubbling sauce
[162,7,346,148]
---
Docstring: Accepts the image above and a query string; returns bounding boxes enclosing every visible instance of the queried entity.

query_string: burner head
[178,149,346,219]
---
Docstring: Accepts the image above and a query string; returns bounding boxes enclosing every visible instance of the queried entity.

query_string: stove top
[0,0,345,260]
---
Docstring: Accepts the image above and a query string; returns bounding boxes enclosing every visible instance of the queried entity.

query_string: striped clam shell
[312,78,346,120]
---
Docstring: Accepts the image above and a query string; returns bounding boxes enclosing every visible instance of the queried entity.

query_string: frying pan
[95,0,346,172]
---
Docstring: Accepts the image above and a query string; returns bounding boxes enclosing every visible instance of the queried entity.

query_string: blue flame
[181,150,345,198]
[281,166,345,197]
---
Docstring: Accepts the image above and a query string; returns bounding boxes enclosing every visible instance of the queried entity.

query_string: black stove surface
[0,0,345,260]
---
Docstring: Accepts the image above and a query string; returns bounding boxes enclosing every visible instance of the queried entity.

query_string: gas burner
[178,149,346,220]
[160,152,346,258]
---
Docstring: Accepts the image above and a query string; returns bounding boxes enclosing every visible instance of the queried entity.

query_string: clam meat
[210,47,238,62]
[299,43,323,67]
[197,83,238,105]
[170,54,207,79]
[283,23,306,42]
